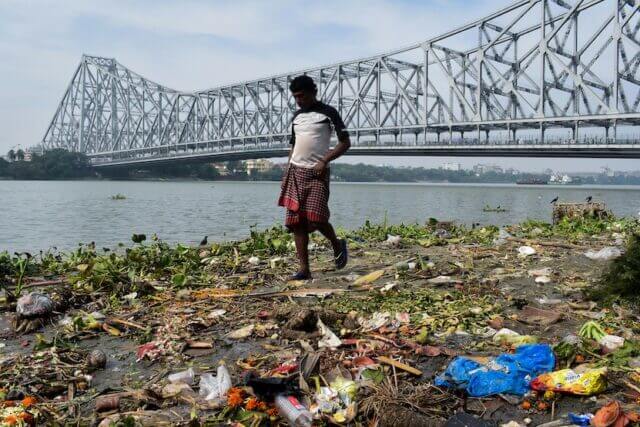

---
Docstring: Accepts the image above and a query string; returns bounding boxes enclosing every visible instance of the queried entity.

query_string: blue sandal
[335,239,348,270]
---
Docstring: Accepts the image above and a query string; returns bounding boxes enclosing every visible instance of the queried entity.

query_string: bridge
[42,0,640,166]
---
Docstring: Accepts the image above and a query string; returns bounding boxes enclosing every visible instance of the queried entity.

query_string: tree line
[3,149,640,185]
[0,149,95,180]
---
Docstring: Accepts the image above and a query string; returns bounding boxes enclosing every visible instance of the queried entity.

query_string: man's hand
[313,160,327,176]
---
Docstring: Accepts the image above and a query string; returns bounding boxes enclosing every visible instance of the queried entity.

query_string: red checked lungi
[278,164,330,231]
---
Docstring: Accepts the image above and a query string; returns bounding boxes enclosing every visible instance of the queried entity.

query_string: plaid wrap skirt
[278,164,330,230]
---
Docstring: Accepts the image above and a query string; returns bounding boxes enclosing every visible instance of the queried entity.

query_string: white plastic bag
[584,247,622,261]
[199,364,232,402]
[599,334,625,352]
[518,246,536,257]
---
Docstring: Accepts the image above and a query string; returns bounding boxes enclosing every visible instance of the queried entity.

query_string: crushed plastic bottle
[275,395,313,427]
[199,364,232,402]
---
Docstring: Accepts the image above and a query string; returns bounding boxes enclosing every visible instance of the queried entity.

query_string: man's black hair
[289,75,317,93]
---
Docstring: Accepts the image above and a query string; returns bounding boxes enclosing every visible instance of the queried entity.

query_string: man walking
[278,75,351,280]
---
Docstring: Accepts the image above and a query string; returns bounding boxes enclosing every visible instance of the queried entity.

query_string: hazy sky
[0,0,637,172]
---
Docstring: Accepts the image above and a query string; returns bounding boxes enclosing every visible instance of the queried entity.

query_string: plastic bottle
[168,367,195,385]
[274,395,313,427]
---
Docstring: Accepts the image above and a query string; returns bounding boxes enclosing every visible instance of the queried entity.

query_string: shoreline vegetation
[0,216,639,425]
[3,149,640,184]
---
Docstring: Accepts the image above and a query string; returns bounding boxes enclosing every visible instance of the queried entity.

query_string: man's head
[289,75,317,109]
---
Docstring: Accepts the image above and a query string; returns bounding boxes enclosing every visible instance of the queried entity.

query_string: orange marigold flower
[245,397,259,411]
[21,396,37,408]
[266,407,278,417]
[227,387,245,408]
[258,401,268,411]
[3,414,18,426]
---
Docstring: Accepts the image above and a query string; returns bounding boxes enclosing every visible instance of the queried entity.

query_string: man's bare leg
[292,225,311,277]
[316,222,348,269]
[315,222,341,256]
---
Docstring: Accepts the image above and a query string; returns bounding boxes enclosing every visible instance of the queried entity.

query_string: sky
[0,0,637,173]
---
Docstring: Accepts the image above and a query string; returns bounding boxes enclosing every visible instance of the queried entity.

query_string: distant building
[244,159,274,175]
[211,163,230,176]
[601,166,615,177]
[23,150,36,162]
[473,163,503,174]
[442,162,462,171]
[505,167,520,175]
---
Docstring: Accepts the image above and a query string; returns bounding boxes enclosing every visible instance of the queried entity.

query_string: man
[278,75,351,280]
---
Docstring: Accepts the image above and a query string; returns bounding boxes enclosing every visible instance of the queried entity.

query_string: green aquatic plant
[589,233,640,305]
[0,251,37,300]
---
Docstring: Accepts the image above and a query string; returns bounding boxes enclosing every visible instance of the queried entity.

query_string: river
[1,180,639,253]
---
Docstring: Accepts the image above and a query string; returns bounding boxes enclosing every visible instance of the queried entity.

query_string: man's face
[292,90,315,109]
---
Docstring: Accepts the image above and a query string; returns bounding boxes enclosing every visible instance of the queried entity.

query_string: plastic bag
[599,335,625,353]
[530,368,607,396]
[199,364,232,402]
[493,229,512,245]
[584,247,622,261]
[518,246,536,257]
[16,293,54,319]
[435,344,555,397]
[493,328,538,346]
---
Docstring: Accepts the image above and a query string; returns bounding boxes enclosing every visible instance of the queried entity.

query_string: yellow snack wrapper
[531,368,607,396]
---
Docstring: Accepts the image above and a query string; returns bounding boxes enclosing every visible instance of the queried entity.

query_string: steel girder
[41,0,640,165]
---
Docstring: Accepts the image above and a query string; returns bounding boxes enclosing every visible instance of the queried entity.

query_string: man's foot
[334,239,348,270]
[289,270,312,281]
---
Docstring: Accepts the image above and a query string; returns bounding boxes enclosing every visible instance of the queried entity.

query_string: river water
[1,180,639,253]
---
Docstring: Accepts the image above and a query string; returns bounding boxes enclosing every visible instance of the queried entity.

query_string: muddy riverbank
[1,217,639,426]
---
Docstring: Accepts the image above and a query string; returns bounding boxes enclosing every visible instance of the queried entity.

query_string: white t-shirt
[289,102,348,168]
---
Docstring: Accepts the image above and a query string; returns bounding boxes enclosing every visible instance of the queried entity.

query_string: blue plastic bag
[435,344,555,397]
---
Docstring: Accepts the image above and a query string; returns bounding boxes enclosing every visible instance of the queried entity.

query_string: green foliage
[21,226,294,296]
[519,217,640,240]
[213,225,292,257]
[589,233,640,304]
[0,149,94,180]
[348,219,498,246]
[0,251,37,298]
[328,288,500,334]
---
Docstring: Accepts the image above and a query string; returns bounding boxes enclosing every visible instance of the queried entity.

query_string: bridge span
[42,0,640,166]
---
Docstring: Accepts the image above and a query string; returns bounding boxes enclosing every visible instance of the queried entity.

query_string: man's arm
[313,107,351,174]
[321,134,351,164]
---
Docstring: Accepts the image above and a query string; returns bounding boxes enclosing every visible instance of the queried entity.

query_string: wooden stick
[23,279,66,289]
[186,341,213,349]
[108,318,146,330]
[376,356,422,376]
[623,380,640,395]
[506,237,584,250]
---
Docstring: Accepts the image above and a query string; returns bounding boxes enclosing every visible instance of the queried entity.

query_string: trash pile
[0,216,640,425]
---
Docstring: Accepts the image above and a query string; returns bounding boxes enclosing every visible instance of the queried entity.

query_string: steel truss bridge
[42,0,640,167]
